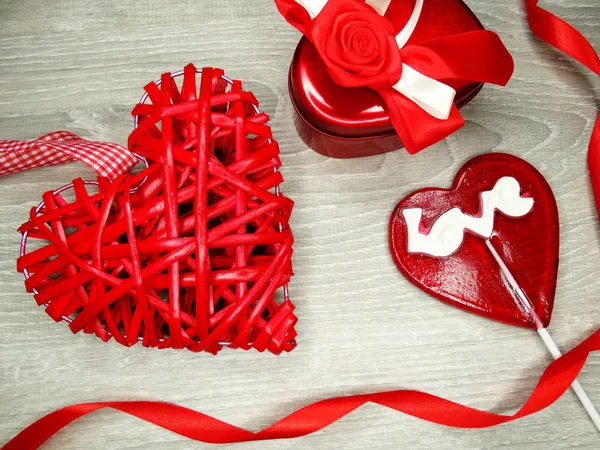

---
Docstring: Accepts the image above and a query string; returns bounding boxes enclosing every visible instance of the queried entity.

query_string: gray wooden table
[1,1,599,448]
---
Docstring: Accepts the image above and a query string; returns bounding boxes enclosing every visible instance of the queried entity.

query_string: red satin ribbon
[524,0,599,209]
[2,1,600,449]
[3,327,599,449]
[590,115,600,210]
[526,0,600,76]
[381,31,513,152]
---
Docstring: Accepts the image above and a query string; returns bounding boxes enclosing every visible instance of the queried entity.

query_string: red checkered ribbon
[0,131,138,179]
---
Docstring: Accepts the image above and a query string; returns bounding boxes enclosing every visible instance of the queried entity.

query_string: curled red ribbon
[2,1,600,449]
[2,328,599,449]
[523,0,599,206]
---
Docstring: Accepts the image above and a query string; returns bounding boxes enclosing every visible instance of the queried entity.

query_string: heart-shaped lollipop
[17,64,297,355]
[389,153,559,328]
[389,153,600,427]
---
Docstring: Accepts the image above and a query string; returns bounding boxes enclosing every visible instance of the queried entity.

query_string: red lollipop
[389,153,600,430]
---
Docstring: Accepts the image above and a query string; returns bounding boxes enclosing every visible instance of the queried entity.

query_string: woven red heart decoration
[16,64,297,355]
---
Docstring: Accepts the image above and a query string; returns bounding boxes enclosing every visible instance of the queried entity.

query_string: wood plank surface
[0,1,599,448]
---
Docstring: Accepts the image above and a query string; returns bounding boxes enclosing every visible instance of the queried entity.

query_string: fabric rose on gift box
[309,0,403,89]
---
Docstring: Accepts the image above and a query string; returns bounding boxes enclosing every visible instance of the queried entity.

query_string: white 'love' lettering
[402,177,534,257]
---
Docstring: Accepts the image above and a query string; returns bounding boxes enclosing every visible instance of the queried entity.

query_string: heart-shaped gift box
[17,65,298,355]
[280,0,514,158]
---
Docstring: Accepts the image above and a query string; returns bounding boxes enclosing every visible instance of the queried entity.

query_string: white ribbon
[393,64,454,119]
[394,0,423,49]
[296,0,327,19]
[365,0,393,15]
[294,0,456,120]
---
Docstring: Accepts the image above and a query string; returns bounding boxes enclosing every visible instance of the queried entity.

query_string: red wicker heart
[17,64,297,355]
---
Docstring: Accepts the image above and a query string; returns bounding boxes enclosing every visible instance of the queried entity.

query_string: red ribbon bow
[274,0,515,153]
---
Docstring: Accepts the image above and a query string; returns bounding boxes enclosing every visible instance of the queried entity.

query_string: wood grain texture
[0,0,599,448]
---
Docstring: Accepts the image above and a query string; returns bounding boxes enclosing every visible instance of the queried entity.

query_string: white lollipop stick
[485,239,600,432]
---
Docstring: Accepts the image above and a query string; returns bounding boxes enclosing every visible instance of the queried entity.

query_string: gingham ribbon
[0,131,138,179]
